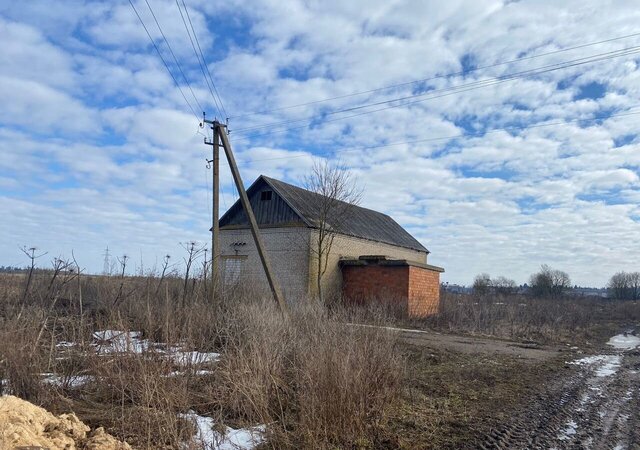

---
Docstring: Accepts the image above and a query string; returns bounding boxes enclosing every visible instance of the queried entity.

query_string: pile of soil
[0,395,131,450]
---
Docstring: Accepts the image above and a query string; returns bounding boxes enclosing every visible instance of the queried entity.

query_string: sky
[1,0,639,286]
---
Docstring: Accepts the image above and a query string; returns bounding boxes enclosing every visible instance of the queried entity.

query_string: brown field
[1,270,638,449]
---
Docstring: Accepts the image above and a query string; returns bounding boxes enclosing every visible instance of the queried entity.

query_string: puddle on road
[607,334,640,350]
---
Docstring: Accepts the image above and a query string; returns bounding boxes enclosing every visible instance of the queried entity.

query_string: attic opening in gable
[261,190,273,201]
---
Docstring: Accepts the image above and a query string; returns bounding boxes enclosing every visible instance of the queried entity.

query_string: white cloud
[1,0,640,287]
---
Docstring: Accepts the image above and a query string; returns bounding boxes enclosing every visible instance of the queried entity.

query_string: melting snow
[558,419,577,440]
[170,350,220,366]
[607,334,640,350]
[92,330,150,354]
[165,369,215,378]
[91,330,220,368]
[41,373,93,388]
[180,411,265,450]
[36,330,221,390]
[595,356,622,377]
[569,354,622,377]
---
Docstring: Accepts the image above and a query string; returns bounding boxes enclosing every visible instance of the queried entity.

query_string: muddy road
[481,333,640,450]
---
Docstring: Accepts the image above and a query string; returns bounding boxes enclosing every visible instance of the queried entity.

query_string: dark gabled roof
[220,175,428,253]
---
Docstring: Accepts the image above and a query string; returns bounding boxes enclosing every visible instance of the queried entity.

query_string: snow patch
[558,419,577,440]
[607,334,640,350]
[569,354,621,377]
[91,330,220,367]
[180,411,265,450]
[92,330,150,354]
[595,355,622,377]
[41,373,93,388]
[165,369,215,378]
[170,350,220,366]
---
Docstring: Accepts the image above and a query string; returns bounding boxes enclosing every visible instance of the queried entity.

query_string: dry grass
[413,290,640,345]
[213,301,404,449]
[0,271,404,449]
[2,266,634,449]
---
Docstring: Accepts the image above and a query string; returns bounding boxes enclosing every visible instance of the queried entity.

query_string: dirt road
[481,333,640,450]
[352,323,561,361]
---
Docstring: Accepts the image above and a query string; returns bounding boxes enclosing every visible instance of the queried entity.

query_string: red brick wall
[407,266,441,317]
[341,264,441,317]
[342,265,409,310]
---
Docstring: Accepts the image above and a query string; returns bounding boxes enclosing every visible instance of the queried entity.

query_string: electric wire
[236,108,640,164]
[229,31,640,120]
[176,0,223,118]
[143,0,204,115]
[233,45,640,134]
[181,0,228,119]
[128,0,200,120]
[231,46,640,140]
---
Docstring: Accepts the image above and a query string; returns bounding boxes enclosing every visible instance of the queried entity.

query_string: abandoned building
[218,175,444,317]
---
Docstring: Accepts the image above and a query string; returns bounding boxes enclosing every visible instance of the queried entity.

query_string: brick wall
[219,227,311,301]
[342,263,441,317]
[342,265,410,311]
[407,266,441,317]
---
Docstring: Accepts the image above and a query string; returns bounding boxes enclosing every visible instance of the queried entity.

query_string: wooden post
[215,121,288,313]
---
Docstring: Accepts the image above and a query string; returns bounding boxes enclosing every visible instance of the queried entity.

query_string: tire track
[481,340,640,449]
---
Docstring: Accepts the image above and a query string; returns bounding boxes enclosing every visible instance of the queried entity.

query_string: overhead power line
[233,45,640,134]
[179,0,228,119]
[231,45,640,140]
[237,108,640,164]
[175,0,222,117]
[143,0,204,114]
[229,31,640,120]
[128,0,199,120]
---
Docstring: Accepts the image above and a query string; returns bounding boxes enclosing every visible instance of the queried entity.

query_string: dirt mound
[0,395,131,450]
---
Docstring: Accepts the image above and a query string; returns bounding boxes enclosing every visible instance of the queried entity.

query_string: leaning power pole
[203,118,287,313]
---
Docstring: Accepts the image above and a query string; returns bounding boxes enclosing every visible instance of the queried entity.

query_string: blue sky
[1,0,639,286]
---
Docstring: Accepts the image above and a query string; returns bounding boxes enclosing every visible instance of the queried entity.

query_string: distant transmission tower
[102,247,111,275]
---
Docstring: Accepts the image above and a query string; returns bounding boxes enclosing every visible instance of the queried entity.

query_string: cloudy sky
[1,0,639,286]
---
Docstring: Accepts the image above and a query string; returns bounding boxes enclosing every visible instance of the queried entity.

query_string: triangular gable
[219,176,308,228]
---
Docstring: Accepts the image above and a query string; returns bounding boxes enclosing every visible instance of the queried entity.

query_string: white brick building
[218,175,442,303]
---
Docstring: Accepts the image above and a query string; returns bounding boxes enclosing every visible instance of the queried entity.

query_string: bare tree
[608,271,640,300]
[19,246,47,304]
[113,254,130,306]
[492,276,517,296]
[304,160,362,304]
[529,264,571,299]
[472,273,491,297]
[181,241,206,306]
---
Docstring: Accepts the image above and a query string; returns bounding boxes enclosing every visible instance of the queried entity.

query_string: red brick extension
[340,258,443,317]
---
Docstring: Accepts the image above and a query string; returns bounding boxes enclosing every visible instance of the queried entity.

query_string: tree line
[471,265,639,300]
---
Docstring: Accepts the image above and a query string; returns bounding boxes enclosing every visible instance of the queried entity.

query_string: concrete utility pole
[204,116,220,305]
[203,119,287,313]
